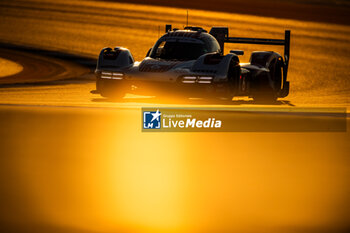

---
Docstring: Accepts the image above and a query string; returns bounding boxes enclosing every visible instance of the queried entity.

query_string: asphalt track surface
[106,0,350,25]
[0,0,350,233]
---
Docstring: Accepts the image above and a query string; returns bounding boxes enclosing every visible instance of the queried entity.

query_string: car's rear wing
[209,27,290,79]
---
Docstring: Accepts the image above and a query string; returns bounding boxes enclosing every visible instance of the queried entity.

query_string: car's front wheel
[225,58,240,100]
[100,89,126,99]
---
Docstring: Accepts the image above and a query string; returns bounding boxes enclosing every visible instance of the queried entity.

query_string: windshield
[151,40,208,61]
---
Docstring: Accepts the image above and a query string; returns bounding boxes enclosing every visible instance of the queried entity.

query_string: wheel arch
[191,52,240,81]
[96,47,134,71]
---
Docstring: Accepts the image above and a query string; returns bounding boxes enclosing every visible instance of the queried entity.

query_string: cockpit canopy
[150,30,220,61]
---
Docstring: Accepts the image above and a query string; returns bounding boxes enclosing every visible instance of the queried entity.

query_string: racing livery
[92,25,290,101]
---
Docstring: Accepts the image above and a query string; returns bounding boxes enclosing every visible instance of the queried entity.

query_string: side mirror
[165,24,172,32]
[230,50,244,55]
[146,48,152,57]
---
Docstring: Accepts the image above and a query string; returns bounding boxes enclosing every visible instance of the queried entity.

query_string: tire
[100,90,125,99]
[270,58,283,91]
[96,78,127,99]
[99,85,126,99]
[225,58,240,100]
[252,58,283,103]
[252,92,277,103]
[252,72,277,103]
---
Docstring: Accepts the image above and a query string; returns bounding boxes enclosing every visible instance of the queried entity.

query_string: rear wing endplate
[210,27,290,68]
[224,31,290,74]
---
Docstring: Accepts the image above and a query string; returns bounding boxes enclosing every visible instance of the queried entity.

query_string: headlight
[101,72,124,80]
[197,76,213,84]
[182,76,197,83]
[181,76,213,84]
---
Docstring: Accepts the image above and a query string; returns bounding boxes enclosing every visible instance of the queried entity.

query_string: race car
[91,25,290,101]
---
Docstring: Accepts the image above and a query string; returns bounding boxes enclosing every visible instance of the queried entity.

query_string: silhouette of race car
[92,25,290,101]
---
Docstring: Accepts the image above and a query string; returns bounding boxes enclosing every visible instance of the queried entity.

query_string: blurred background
[103,0,350,25]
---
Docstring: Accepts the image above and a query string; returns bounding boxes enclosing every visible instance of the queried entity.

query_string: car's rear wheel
[252,72,277,103]
[252,58,283,103]
[252,92,277,103]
